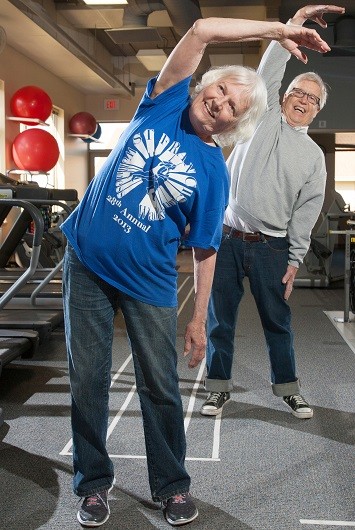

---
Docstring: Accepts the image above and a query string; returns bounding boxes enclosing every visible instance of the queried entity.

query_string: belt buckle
[244,232,263,242]
[242,231,257,241]
[224,226,234,239]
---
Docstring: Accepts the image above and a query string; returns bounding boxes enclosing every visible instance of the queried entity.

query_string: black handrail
[0,199,44,309]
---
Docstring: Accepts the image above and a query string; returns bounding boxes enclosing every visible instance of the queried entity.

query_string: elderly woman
[61,15,330,528]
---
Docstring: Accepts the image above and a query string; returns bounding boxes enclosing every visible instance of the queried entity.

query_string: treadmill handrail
[24,199,73,306]
[0,199,44,309]
[22,199,73,215]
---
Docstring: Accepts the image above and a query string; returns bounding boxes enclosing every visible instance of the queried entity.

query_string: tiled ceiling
[0,0,354,98]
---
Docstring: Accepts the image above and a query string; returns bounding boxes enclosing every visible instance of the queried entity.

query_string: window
[88,122,129,179]
[335,133,355,211]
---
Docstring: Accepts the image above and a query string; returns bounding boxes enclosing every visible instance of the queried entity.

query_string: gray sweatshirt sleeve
[257,39,291,112]
[287,151,326,267]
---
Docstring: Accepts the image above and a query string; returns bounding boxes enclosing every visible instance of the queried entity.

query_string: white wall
[0,43,142,198]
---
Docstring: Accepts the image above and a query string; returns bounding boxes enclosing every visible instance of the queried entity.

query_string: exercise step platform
[0,329,40,377]
[0,309,63,343]
[0,281,62,298]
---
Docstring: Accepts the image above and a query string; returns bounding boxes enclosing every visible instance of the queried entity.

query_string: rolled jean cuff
[74,477,115,498]
[204,378,233,392]
[152,481,191,503]
[272,379,300,397]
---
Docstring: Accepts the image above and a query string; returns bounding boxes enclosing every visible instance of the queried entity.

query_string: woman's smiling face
[189,78,249,143]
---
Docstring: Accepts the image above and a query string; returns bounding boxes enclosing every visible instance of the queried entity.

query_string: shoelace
[84,493,107,508]
[290,395,308,407]
[171,494,188,505]
[208,392,223,405]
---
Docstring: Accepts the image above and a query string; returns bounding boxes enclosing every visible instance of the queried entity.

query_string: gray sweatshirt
[225,40,326,267]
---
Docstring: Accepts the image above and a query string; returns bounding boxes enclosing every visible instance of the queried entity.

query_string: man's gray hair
[285,72,328,109]
[192,65,267,147]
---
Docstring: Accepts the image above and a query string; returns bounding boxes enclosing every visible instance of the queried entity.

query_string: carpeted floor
[0,269,354,530]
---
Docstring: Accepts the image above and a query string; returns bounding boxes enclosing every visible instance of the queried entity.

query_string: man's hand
[183,319,206,369]
[279,4,345,63]
[282,264,298,300]
[291,4,345,28]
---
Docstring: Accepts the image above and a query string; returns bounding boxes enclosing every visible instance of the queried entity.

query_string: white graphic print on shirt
[115,129,197,221]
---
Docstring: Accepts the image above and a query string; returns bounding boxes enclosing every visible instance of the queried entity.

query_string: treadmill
[0,178,77,310]
[0,199,44,426]
[0,185,78,423]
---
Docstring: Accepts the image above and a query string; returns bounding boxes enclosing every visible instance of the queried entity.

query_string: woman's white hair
[192,65,267,147]
[285,72,328,109]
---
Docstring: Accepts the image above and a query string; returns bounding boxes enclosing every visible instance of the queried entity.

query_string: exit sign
[104,98,119,111]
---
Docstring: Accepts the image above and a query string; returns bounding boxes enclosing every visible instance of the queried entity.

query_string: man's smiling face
[282,80,321,128]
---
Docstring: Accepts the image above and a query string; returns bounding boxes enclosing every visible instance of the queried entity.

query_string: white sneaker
[283,394,313,419]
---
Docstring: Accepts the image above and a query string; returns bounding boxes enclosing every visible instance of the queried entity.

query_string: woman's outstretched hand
[291,4,345,28]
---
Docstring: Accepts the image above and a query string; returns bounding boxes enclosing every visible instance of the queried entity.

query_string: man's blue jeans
[62,244,190,502]
[206,234,301,397]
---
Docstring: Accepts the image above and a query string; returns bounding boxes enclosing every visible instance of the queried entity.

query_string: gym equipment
[0,198,45,425]
[10,85,52,125]
[0,183,77,305]
[295,192,355,287]
[0,200,43,365]
[328,219,355,323]
[0,197,64,340]
[0,177,77,303]
[69,112,97,135]
[12,129,59,172]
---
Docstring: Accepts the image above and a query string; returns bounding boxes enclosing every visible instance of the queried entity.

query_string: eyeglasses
[289,87,320,107]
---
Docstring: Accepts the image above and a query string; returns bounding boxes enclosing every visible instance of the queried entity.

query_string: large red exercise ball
[12,129,59,172]
[69,112,97,136]
[82,123,102,143]
[10,85,52,125]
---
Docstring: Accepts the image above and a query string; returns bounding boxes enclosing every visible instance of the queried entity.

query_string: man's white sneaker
[200,392,230,416]
[283,394,313,419]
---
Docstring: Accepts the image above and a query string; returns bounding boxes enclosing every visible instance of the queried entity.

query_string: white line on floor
[178,285,195,316]
[59,277,225,462]
[106,383,136,440]
[59,354,134,456]
[184,360,205,433]
[177,276,192,294]
[110,354,132,386]
[100,454,220,461]
[324,310,355,355]
[300,520,355,526]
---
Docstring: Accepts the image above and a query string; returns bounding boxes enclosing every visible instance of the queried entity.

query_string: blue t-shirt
[61,76,229,307]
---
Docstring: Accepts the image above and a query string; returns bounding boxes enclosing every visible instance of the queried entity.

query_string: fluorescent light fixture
[136,49,167,71]
[82,0,127,5]
[106,27,162,44]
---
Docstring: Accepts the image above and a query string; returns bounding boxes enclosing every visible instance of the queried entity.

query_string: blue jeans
[62,244,190,502]
[206,234,301,397]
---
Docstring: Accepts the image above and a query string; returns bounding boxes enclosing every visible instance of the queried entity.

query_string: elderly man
[201,4,345,420]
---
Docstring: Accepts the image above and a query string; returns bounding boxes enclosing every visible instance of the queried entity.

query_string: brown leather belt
[223,224,273,241]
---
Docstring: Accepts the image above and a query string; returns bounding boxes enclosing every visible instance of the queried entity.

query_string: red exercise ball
[10,85,52,125]
[12,129,60,172]
[69,112,97,135]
